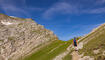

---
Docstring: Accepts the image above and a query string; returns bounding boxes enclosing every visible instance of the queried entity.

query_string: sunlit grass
[23,40,72,60]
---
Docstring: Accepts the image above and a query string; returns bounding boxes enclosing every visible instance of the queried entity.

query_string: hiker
[73,37,78,51]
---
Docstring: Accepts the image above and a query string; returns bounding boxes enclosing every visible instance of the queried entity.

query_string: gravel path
[72,51,80,60]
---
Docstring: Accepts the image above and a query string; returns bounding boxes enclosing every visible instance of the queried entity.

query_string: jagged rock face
[0,14,58,60]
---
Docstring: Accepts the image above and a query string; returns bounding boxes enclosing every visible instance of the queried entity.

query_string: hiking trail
[72,51,80,60]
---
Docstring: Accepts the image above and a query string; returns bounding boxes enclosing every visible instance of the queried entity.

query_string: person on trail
[73,37,78,51]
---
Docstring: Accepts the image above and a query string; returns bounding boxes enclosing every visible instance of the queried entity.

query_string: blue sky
[0,0,105,40]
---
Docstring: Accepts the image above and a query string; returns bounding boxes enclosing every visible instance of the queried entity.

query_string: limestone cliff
[0,14,58,60]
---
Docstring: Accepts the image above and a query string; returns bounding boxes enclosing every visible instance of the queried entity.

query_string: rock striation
[0,14,58,60]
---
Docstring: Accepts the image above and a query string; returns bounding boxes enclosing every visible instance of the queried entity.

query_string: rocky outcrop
[0,14,58,60]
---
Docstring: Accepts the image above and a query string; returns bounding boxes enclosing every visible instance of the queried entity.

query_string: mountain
[0,14,58,60]
[0,14,105,60]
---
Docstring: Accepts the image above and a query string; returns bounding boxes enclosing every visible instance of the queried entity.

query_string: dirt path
[72,51,80,60]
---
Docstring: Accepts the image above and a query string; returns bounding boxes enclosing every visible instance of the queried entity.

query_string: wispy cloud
[83,7,105,14]
[42,2,78,19]
[0,0,105,19]
[42,0,105,19]
[1,5,30,17]
[0,0,28,17]
[95,0,105,5]
[0,0,43,17]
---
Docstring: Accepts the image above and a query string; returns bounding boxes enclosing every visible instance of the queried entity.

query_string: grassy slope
[63,54,72,60]
[62,50,73,60]
[23,40,72,60]
[62,40,74,60]
[79,28,105,60]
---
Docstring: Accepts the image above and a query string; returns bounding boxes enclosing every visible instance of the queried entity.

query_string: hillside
[23,40,73,60]
[76,23,105,60]
[0,14,58,60]
[0,14,105,60]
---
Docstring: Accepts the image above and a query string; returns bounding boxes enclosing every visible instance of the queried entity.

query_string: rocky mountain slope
[0,14,58,60]
[76,23,105,60]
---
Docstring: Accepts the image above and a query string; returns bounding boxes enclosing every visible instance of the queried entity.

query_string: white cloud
[42,0,105,19]
[91,7,105,13]
[1,5,30,17]
[0,0,105,19]
[0,0,43,17]
[42,2,78,19]
[82,7,105,14]
[95,0,105,5]
[0,0,29,17]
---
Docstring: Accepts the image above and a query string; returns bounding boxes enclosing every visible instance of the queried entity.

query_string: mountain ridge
[0,14,58,60]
